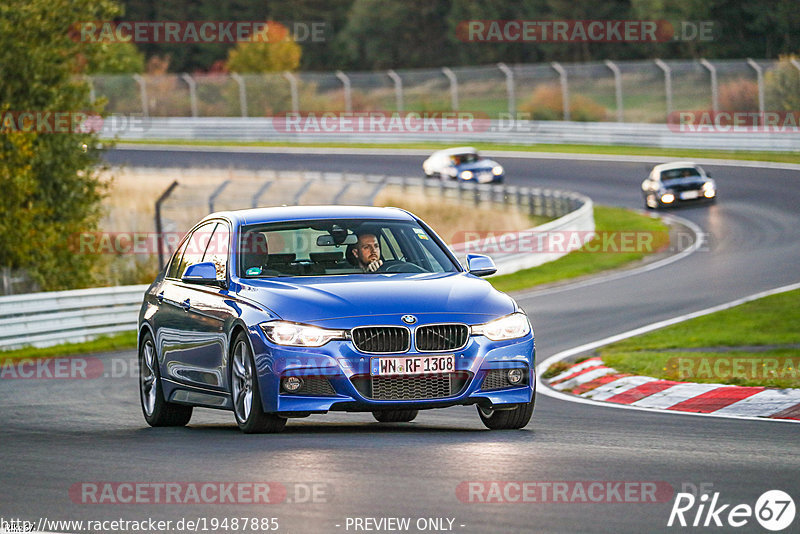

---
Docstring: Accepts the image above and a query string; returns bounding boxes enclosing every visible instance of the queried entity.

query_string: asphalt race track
[1,147,798,533]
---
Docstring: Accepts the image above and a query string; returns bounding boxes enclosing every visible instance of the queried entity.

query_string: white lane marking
[551,367,615,391]
[115,144,800,171]
[630,383,721,409]
[547,357,603,382]
[535,281,800,423]
[583,376,658,401]
[514,212,704,298]
[714,389,800,417]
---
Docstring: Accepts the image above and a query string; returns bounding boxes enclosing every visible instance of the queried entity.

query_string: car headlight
[471,312,531,341]
[260,321,346,347]
[461,170,474,180]
[702,181,715,191]
[661,193,675,203]
[492,165,503,176]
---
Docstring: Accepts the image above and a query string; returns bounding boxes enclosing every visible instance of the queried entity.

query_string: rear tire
[372,409,419,423]
[139,332,193,427]
[477,398,534,430]
[231,332,287,434]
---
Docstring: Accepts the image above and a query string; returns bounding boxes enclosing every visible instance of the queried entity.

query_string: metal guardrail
[106,118,800,152]
[0,285,148,350]
[1,178,593,350]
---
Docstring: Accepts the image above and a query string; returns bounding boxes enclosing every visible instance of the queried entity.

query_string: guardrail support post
[442,67,460,111]
[746,58,765,124]
[497,63,516,117]
[283,72,299,114]
[231,73,248,117]
[208,180,231,213]
[550,62,570,121]
[387,70,404,112]
[252,181,273,208]
[605,60,624,122]
[181,74,199,118]
[336,71,352,113]
[655,59,672,119]
[133,74,149,117]
[155,180,179,270]
[700,59,719,114]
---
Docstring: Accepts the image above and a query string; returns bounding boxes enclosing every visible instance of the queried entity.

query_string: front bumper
[247,325,535,414]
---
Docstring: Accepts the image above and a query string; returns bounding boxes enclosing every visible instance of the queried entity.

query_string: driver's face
[355,234,380,265]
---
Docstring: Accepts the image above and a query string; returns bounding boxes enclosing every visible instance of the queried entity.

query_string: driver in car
[351,233,383,272]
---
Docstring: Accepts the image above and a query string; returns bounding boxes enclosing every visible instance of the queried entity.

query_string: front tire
[231,332,286,434]
[139,332,193,427]
[372,409,418,423]
[477,398,534,430]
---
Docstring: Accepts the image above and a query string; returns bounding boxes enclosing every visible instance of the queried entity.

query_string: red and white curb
[536,281,800,423]
[547,356,800,420]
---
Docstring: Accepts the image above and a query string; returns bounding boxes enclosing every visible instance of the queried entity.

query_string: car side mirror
[466,254,497,277]
[182,261,226,287]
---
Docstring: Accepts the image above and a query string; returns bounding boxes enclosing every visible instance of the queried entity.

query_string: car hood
[237,272,515,323]
[456,159,499,172]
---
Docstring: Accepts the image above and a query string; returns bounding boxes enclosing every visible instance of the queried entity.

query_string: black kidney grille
[351,326,410,353]
[415,324,469,352]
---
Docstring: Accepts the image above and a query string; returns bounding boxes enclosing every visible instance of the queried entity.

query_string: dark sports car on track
[138,206,535,433]
[641,161,717,209]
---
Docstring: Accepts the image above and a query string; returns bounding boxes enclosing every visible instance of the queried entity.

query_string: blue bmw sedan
[138,206,535,433]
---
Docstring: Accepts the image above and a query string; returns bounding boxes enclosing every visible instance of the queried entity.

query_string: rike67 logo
[668,489,795,531]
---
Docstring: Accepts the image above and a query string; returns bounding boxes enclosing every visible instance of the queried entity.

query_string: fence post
[86,76,96,104]
[441,67,460,111]
[155,181,179,270]
[387,70,404,112]
[208,180,231,213]
[497,63,515,117]
[252,181,272,208]
[283,72,299,114]
[230,73,248,117]
[181,74,198,118]
[335,71,352,113]
[655,59,672,120]
[746,58,765,124]
[604,60,624,122]
[550,62,570,121]
[700,59,718,114]
[792,58,800,75]
[133,74,149,117]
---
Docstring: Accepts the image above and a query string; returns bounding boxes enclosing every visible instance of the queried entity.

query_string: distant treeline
[120,0,800,72]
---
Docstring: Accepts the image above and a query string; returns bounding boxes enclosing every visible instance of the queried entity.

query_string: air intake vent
[351,326,410,354]
[415,324,469,352]
[350,372,470,400]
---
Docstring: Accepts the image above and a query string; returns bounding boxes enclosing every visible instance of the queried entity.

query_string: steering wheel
[376,260,426,273]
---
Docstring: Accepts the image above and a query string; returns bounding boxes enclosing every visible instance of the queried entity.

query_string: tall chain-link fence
[89,58,797,123]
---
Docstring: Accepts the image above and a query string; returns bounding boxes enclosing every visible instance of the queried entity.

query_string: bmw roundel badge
[401,315,417,325]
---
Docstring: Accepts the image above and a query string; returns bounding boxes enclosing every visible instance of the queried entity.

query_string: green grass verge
[117,139,800,165]
[599,289,800,388]
[489,206,670,293]
[0,331,137,361]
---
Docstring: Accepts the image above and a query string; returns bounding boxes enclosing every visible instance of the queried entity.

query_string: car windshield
[239,218,459,277]
[451,152,480,165]
[662,168,701,181]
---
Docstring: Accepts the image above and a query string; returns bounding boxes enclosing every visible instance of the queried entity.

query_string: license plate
[680,190,700,200]
[371,355,455,376]
[478,172,493,183]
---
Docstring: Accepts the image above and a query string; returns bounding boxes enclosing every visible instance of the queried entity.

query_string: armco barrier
[107,117,800,152]
[0,285,148,350]
[1,179,593,350]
